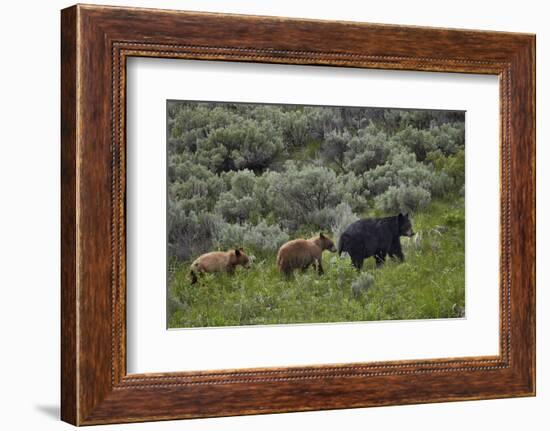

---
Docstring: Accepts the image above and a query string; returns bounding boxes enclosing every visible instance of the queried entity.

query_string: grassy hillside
[167,199,465,328]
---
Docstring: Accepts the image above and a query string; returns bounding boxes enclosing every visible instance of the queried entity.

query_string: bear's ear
[235,249,241,257]
[319,232,325,239]
[405,212,409,218]
[398,213,404,221]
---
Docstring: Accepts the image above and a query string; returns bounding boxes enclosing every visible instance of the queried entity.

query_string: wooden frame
[61,4,535,426]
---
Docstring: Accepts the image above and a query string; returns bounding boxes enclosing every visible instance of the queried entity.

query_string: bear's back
[192,251,229,273]
[342,217,399,245]
[279,239,318,257]
[344,218,379,238]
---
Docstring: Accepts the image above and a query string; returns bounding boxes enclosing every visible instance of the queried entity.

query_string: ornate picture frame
[61,4,535,425]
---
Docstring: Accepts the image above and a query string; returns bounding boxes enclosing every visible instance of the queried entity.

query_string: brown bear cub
[190,248,250,284]
[276,233,337,277]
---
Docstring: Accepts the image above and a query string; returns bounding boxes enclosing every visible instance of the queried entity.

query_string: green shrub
[391,125,435,162]
[321,129,351,171]
[344,125,391,174]
[194,118,284,172]
[213,220,289,255]
[364,151,434,196]
[243,221,290,254]
[430,122,465,155]
[374,185,431,214]
[167,206,223,261]
[214,192,257,224]
[351,272,375,298]
[266,162,344,231]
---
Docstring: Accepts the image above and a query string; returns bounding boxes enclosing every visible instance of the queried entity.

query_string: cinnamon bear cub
[276,233,337,277]
[190,248,250,284]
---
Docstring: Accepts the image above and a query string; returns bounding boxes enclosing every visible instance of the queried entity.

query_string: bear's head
[230,248,251,268]
[398,213,415,237]
[317,233,337,252]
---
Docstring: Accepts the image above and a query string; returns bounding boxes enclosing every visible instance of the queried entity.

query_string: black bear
[338,213,415,270]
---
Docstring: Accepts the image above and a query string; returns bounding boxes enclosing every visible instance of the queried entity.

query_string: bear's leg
[316,258,324,275]
[395,250,404,262]
[282,266,294,279]
[351,256,364,271]
[389,237,404,262]
[375,252,386,267]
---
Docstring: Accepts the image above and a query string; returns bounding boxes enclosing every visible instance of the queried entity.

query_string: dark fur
[338,213,414,270]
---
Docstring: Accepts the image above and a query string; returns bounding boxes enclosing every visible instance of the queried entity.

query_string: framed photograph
[61,4,535,425]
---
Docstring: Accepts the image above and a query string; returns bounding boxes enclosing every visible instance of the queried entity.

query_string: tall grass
[168,199,465,328]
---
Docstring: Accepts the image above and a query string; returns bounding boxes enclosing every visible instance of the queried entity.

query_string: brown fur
[190,249,250,284]
[276,233,336,277]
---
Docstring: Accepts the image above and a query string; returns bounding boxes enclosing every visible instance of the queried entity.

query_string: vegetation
[166,101,465,328]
